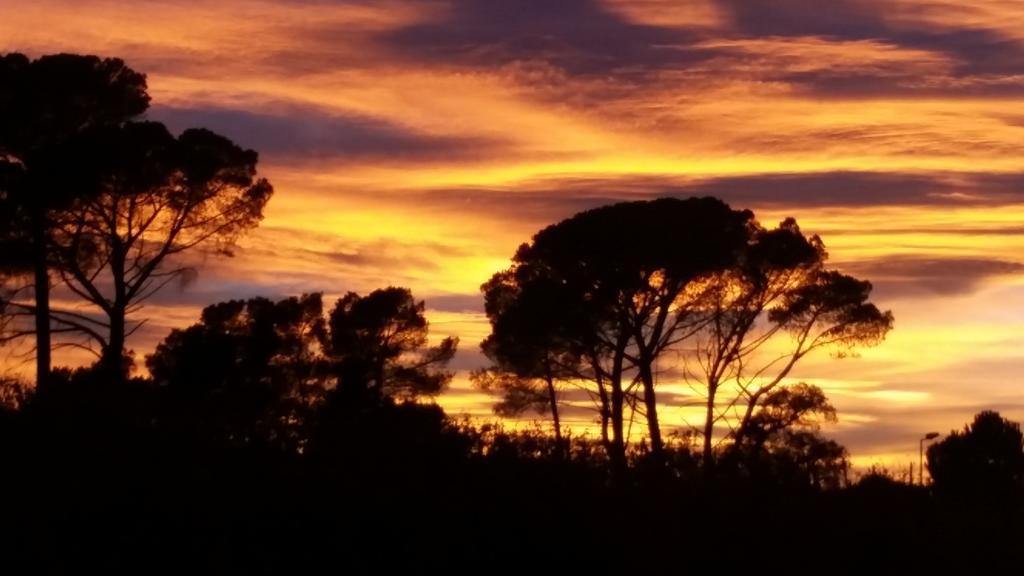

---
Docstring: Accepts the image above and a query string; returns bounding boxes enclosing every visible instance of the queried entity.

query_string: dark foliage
[47,114,273,379]
[478,197,892,477]
[0,52,272,387]
[0,52,150,388]
[927,410,1024,500]
[3,371,1022,573]
[327,286,457,400]
[147,294,326,452]
[724,383,849,489]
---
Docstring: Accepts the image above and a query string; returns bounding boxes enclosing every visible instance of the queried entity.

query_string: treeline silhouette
[2,52,1023,573]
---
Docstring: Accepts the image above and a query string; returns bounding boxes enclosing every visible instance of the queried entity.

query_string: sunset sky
[4,0,1024,467]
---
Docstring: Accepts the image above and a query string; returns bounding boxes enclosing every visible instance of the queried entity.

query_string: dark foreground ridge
[1,372,1023,573]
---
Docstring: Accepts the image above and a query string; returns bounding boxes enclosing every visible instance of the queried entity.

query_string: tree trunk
[101,303,127,381]
[733,386,774,449]
[30,207,51,391]
[543,369,564,457]
[731,403,755,450]
[638,360,664,459]
[595,369,610,451]
[703,381,718,470]
[609,349,627,484]
[104,242,128,381]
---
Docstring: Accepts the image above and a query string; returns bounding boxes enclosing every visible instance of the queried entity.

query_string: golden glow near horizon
[4,0,1024,468]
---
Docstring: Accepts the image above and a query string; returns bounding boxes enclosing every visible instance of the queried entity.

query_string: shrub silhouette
[928,410,1024,499]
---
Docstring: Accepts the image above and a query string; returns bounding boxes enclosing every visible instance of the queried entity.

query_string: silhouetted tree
[0,161,31,316]
[0,53,149,388]
[485,197,753,474]
[686,219,892,466]
[326,287,457,400]
[0,162,25,341]
[476,271,589,450]
[733,383,837,450]
[146,294,326,451]
[927,411,1024,498]
[726,383,849,488]
[49,121,272,378]
[0,220,20,345]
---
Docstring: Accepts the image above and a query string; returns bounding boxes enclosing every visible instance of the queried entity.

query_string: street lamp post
[919,432,940,486]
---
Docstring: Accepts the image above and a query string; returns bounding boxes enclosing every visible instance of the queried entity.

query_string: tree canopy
[0,53,272,383]
[0,52,150,387]
[688,218,892,465]
[146,288,456,450]
[327,286,457,400]
[50,121,272,376]
[927,410,1024,498]
[479,197,892,472]
[147,294,326,450]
